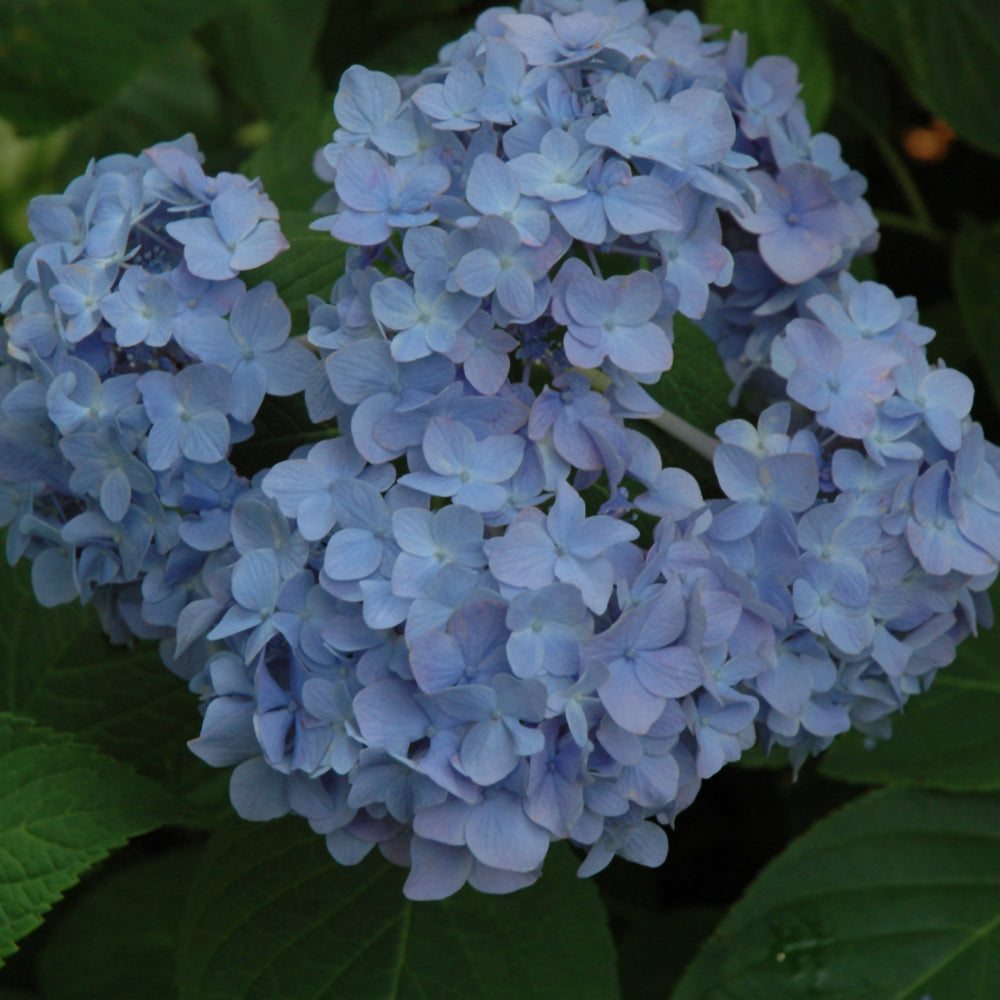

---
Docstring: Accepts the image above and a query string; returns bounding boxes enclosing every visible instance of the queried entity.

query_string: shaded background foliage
[1,0,1000,997]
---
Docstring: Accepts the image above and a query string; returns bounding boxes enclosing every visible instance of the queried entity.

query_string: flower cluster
[3,0,997,903]
[0,135,310,644]
[174,0,997,899]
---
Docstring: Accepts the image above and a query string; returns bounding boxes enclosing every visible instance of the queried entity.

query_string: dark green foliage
[175,821,619,1000]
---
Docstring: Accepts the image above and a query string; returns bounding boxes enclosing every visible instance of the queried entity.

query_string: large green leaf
[704,0,835,128]
[649,316,733,437]
[635,315,733,491]
[176,818,619,1000]
[617,904,723,999]
[37,847,200,1000]
[0,714,189,963]
[241,101,335,215]
[249,211,347,335]
[672,787,1000,1000]
[831,0,1000,156]
[65,38,222,168]
[212,0,328,120]
[0,559,210,799]
[953,218,1000,411]
[0,0,232,133]
[820,601,1000,791]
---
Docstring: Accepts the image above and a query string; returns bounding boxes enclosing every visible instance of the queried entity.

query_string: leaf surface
[176,818,620,1000]
[0,714,187,963]
[832,0,1000,155]
[672,787,1000,1000]
[0,0,231,132]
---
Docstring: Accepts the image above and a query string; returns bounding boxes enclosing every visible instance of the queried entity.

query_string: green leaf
[241,100,335,214]
[672,787,1000,1000]
[0,0,232,133]
[617,905,723,999]
[176,818,619,1000]
[366,17,474,77]
[820,601,1000,791]
[231,393,336,479]
[250,210,347,335]
[704,0,835,127]
[0,558,212,800]
[831,0,1000,156]
[0,714,188,963]
[38,847,200,1000]
[635,315,732,491]
[212,0,328,120]
[63,38,222,168]
[952,218,1000,410]
[651,316,733,437]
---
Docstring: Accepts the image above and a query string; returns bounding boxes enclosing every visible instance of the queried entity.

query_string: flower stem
[584,368,719,462]
[874,210,951,247]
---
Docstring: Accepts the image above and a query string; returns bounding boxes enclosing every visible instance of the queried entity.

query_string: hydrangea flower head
[5,2,996,907]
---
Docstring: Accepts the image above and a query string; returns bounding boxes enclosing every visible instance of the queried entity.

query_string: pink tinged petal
[598,664,665,734]
[334,148,399,211]
[611,271,662,324]
[397,165,451,212]
[334,66,401,134]
[674,90,735,165]
[464,346,510,395]
[465,792,549,872]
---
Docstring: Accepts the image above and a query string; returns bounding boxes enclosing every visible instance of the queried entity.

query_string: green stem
[584,369,718,462]
[869,128,935,230]
[843,104,950,246]
[874,209,951,247]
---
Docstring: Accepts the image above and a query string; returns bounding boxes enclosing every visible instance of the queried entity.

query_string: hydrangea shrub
[2,0,1000,991]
